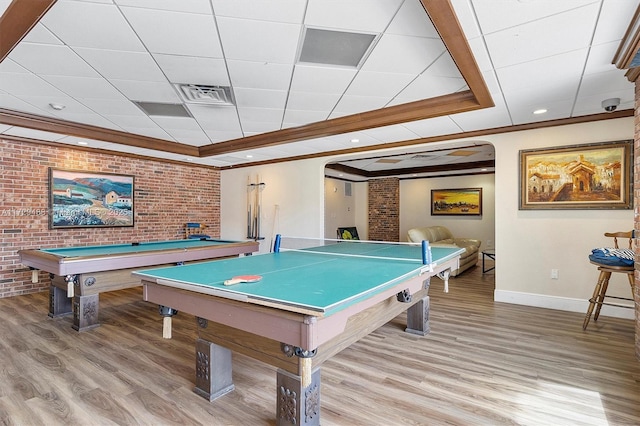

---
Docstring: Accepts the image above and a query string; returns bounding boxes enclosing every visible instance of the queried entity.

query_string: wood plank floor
[1,260,639,425]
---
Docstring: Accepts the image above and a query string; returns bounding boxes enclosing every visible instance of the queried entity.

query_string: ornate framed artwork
[49,168,135,228]
[519,140,633,210]
[431,188,482,216]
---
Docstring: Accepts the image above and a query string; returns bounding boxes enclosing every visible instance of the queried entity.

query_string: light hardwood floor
[1,260,639,425]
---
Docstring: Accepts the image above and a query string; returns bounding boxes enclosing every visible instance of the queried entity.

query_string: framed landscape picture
[431,188,482,216]
[49,168,135,228]
[519,140,633,210]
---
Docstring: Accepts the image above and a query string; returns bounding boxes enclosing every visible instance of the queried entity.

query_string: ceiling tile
[286,91,341,112]
[114,0,213,14]
[387,0,439,38]
[592,0,639,45]
[120,7,223,57]
[216,17,300,63]
[211,0,305,23]
[332,94,390,115]
[0,72,65,97]
[109,79,182,103]
[41,75,125,99]
[22,23,63,45]
[188,104,241,131]
[75,48,167,82]
[227,60,293,90]
[153,54,229,86]
[41,1,145,51]
[234,87,287,109]
[9,43,100,77]
[290,64,357,94]
[471,0,599,34]
[345,71,415,97]
[361,34,447,74]
[305,0,403,33]
[483,4,599,69]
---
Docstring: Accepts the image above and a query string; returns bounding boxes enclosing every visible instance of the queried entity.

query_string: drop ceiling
[0,0,637,180]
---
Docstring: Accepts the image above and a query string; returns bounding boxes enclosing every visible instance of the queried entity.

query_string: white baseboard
[494,290,635,320]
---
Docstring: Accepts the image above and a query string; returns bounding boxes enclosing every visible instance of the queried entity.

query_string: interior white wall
[488,117,634,319]
[220,117,634,319]
[324,177,356,239]
[400,174,495,249]
[220,158,326,253]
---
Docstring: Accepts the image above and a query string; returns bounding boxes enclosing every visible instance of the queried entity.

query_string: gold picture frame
[519,140,633,210]
[431,188,482,216]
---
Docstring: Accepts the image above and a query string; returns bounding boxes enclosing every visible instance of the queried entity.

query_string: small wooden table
[482,249,495,273]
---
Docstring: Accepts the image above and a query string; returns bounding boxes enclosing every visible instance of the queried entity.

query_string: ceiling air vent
[175,84,235,106]
[133,101,192,117]
[298,27,377,68]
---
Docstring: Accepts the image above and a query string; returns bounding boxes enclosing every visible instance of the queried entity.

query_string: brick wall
[368,178,399,241]
[0,138,220,298]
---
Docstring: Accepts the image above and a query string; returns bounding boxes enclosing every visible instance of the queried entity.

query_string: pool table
[18,238,258,331]
[134,237,463,425]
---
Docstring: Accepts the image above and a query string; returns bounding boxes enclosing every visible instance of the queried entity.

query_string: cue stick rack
[247,175,265,240]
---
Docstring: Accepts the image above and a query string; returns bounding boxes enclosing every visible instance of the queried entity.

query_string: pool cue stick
[255,174,260,239]
[247,176,252,238]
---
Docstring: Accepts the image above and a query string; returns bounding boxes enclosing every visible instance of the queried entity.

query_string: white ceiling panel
[216,17,301,63]
[115,0,213,14]
[483,4,599,69]
[361,34,447,74]
[305,0,402,33]
[120,7,223,57]
[211,0,305,23]
[41,1,145,51]
[387,0,439,38]
[9,43,99,77]
[290,64,357,94]
[153,54,229,86]
[109,80,181,103]
[41,75,125,99]
[0,0,636,180]
[0,72,65,97]
[227,60,293,91]
[75,48,166,82]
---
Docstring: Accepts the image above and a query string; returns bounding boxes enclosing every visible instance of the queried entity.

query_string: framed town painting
[519,140,633,210]
[49,168,135,228]
[431,188,482,216]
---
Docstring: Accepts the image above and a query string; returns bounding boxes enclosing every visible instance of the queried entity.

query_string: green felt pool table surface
[134,242,464,315]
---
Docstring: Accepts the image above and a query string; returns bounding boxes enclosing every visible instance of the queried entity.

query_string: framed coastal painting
[431,188,482,216]
[49,168,135,228]
[519,140,633,210]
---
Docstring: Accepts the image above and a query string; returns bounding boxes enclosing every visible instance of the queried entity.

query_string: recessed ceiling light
[77,141,88,145]
[246,154,253,158]
[533,108,547,115]
[481,168,487,171]
[49,103,65,110]
[351,139,359,143]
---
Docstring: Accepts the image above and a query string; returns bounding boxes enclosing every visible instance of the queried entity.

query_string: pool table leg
[405,276,431,336]
[72,294,100,332]
[48,284,72,318]
[194,338,235,401]
[276,368,321,426]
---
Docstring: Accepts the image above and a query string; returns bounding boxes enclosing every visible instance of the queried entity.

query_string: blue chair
[186,223,210,239]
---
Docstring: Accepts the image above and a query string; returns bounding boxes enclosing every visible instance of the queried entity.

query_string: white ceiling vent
[175,84,235,106]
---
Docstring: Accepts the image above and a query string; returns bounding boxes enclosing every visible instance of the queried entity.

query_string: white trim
[494,290,635,320]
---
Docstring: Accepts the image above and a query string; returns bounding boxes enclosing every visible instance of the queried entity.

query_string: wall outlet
[551,269,559,279]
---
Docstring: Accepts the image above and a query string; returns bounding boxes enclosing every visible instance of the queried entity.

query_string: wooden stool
[582,231,635,330]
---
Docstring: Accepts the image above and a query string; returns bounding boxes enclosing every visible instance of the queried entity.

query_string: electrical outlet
[551,269,559,279]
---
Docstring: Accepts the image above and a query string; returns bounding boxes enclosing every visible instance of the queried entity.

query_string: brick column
[368,178,399,241]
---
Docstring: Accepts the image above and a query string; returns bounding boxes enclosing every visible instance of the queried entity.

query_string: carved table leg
[72,294,100,332]
[194,338,235,401]
[276,368,321,426]
[48,284,72,318]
